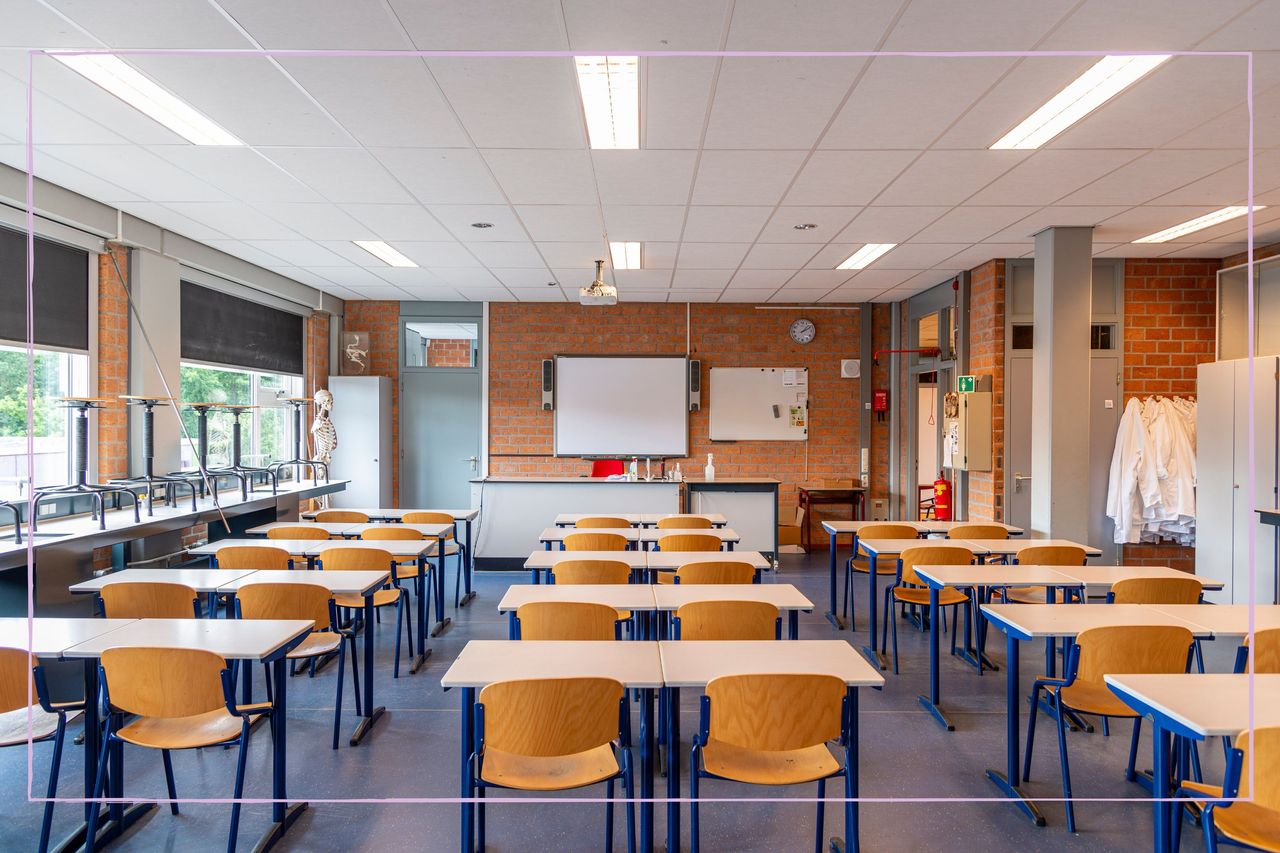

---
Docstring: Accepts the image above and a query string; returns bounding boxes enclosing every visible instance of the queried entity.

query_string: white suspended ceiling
[0,0,1278,304]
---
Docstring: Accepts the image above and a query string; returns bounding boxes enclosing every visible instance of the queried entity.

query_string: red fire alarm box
[872,389,889,412]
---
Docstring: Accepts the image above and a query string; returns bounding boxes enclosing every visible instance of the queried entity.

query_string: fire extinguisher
[933,475,953,521]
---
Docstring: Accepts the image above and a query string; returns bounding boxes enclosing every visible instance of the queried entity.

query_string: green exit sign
[957,375,976,393]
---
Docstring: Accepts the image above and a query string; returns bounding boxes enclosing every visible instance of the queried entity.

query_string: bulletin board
[709,367,809,441]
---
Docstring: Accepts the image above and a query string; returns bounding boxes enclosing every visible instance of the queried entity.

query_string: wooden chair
[672,601,779,640]
[945,524,1010,540]
[1235,626,1280,673]
[881,546,974,674]
[564,532,629,552]
[267,526,331,541]
[360,527,429,609]
[318,547,413,678]
[656,516,713,530]
[314,510,370,523]
[656,533,721,553]
[85,647,272,853]
[1107,576,1203,604]
[1023,625,1194,832]
[993,544,1088,604]
[657,561,755,586]
[214,545,292,572]
[0,647,84,853]
[515,602,621,640]
[99,582,201,619]
[402,512,467,606]
[551,560,633,632]
[236,582,358,750]
[1175,726,1280,853]
[690,674,854,853]
[843,523,919,630]
[469,678,634,852]
[576,517,631,529]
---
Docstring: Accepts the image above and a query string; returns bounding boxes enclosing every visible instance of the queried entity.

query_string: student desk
[536,526,642,550]
[652,583,813,639]
[441,640,662,853]
[966,538,1103,560]
[522,550,648,584]
[244,521,356,537]
[638,527,739,551]
[63,618,313,851]
[188,539,320,568]
[658,640,884,853]
[495,584,658,639]
[1105,673,1280,853]
[644,550,769,583]
[215,569,391,745]
[551,512,728,527]
[68,567,260,617]
[1147,603,1280,635]
[979,604,1213,829]
[1065,565,1225,597]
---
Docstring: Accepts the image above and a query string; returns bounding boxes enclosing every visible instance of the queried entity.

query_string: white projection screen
[554,355,689,457]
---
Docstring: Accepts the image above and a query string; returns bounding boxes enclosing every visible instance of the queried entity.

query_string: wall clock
[789,318,817,344]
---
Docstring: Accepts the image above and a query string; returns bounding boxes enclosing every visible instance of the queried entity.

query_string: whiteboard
[709,367,809,441]
[554,356,689,457]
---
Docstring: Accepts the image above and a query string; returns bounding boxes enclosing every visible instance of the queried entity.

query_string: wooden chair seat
[892,586,968,607]
[702,738,840,785]
[850,558,897,575]
[426,541,461,557]
[656,572,675,585]
[116,703,271,750]
[1181,781,1280,853]
[0,705,72,747]
[480,743,619,791]
[334,587,401,610]
[394,563,424,581]
[1058,681,1139,718]
[286,631,342,659]
[993,586,1049,604]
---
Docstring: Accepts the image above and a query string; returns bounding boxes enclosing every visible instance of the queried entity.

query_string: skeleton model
[345,335,369,373]
[310,388,338,508]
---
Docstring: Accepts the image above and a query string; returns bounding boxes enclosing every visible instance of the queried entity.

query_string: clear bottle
[629,457,638,481]
[705,453,716,482]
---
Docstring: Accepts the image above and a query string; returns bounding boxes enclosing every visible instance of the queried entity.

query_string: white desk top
[969,538,1103,558]
[652,584,813,611]
[916,565,1081,589]
[822,520,1024,536]
[640,528,739,543]
[858,538,986,558]
[245,521,353,536]
[69,567,259,594]
[1062,565,1225,591]
[523,551,649,569]
[1105,674,1280,737]
[441,640,663,689]
[187,539,313,558]
[1148,604,1280,637]
[216,570,390,597]
[62,618,313,661]
[658,640,884,689]
[302,507,479,521]
[341,522,453,539]
[537,527,641,542]
[640,513,727,525]
[311,540,436,558]
[645,551,771,570]
[0,617,136,657]
[497,585,658,613]
[981,603,1214,640]
[553,513,645,526]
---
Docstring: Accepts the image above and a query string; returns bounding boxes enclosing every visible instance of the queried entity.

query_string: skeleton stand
[32,399,141,531]
[109,397,199,516]
[209,405,278,496]
[268,397,329,485]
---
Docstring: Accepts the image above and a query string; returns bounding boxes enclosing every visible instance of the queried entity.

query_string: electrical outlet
[39,503,57,516]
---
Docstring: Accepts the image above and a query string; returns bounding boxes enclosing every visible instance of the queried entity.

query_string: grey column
[1029,226,1093,540]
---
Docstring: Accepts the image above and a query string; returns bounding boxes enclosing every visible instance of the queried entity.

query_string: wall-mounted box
[943,391,992,472]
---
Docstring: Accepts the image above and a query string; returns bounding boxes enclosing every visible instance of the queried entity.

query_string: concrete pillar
[128,248,183,474]
[1029,226,1092,540]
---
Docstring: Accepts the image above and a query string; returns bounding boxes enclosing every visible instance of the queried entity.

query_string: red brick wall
[96,243,130,480]
[968,260,1006,521]
[427,338,473,367]
[342,302,400,503]
[869,304,892,517]
[487,302,862,542]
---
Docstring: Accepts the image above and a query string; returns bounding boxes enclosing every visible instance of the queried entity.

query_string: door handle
[1013,473,1031,493]
[463,456,479,472]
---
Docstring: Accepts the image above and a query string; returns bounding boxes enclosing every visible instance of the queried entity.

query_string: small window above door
[404,321,478,368]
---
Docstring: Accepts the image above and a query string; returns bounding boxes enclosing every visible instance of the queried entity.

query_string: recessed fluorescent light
[353,240,418,268]
[1133,206,1267,244]
[609,241,642,270]
[574,56,639,150]
[51,53,240,146]
[837,243,897,270]
[990,54,1171,150]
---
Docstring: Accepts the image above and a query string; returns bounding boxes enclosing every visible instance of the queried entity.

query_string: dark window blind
[180,282,304,375]
[0,226,89,351]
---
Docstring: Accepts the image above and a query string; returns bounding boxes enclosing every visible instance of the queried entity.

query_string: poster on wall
[342,331,370,375]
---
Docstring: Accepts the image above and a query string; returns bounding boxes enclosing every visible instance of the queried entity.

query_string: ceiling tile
[511,287,567,302]
[429,268,501,288]
[390,0,567,49]
[882,0,1075,49]
[492,269,556,288]
[704,58,864,149]
[1059,149,1244,205]
[593,150,698,204]
[968,150,1146,206]
[399,283,466,300]
[1037,0,1253,50]
[783,150,917,206]
[144,146,324,203]
[785,270,854,288]
[114,201,227,240]
[1157,242,1242,259]
[516,205,603,242]
[830,206,950,245]
[603,206,687,242]
[372,148,505,206]
[428,204,525,241]
[15,148,141,203]
[759,207,860,242]
[25,59,194,145]
[396,242,486,268]
[250,203,368,241]
[562,0,729,50]
[681,206,772,242]
[910,206,1040,243]
[820,287,886,303]
[1148,151,1280,206]
[718,289,778,302]
[837,242,967,269]
[242,239,350,267]
[484,149,598,205]
[740,243,821,270]
[551,267,599,287]
[614,270,674,289]
[727,270,789,289]
[691,151,806,206]
[164,201,300,239]
[466,242,548,268]
[768,288,829,303]
[726,0,899,50]
[643,58,718,149]
[671,290,724,303]
[937,244,1030,269]
[262,147,413,203]
[0,1,95,47]
[636,243,678,268]
[48,0,252,47]
[670,269,734,289]
[674,243,750,269]
[876,150,1029,206]
[201,240,291,269]
[428,58,584,148]
[538,243,607,268]
[41,144,228,202]
[215,0,413,48]
[839,268,917,290]
[1092,205,1223,243]
[0,77,125,145]
[341,203,455,242]
[304,267,394,288]
[368,267,448,287]
[984,206,1131,242]
[337,284,413,300]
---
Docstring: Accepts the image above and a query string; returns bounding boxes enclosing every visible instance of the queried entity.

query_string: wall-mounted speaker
[689,359,702,412]
[541,359,554,410]
[840,359,861,379]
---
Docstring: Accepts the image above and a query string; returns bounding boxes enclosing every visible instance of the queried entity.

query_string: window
[404,321,478,368]
[0,343,88,499]
[179,363,302,473]
[1090,324,1116,351]
[1011,324,1034,350]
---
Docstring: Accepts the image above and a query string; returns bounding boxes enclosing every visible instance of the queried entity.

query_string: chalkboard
[180,282,305,375]
[0,226,89,351]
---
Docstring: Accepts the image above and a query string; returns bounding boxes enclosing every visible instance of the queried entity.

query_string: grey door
[1088,355,1122,564]
[400,369,482,507]
[1006,355,1033,530]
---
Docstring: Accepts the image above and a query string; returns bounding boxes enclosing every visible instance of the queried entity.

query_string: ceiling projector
[579,259,618,306]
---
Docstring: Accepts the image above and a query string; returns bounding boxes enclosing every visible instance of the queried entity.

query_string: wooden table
[68,567,261,617]
[522,549,648,584]
[798,484,866,551]
[441,641,663,853]
[551,512,728,527]
[652,583,813,639]
[536,526,642,550]
[1105,673,1280,853]
[657,640,884,853]
[496,584,658,639]
[638,527,739,551]
[967,538,1103,559]
[244,521,354,537]
[64,618,313,851]
[643,550,770,584]
[1063,565,1225,596]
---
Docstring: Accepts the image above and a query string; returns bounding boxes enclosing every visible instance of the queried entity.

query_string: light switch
[1104,399,1114,409]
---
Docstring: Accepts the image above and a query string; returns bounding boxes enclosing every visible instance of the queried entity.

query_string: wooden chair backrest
[657,516,713,530]
[236,582,333,631]
[479,677,623,757]
[516,602,618,640]
[676,601,778,640]
[216,546,291,571]
[100,582,198,619]
[575,517,631,529]
[657,534,721,553]
[101,647,227,718]
[563,532,628,552]
[946,524,1010,540]
[898,545,974,587]
[1109,577,1203,605]
[361,526,423,541]
[401,512,456,539]
[267,526,330,541]
[674,562,755,585]
[314,510,370,523]
[1244,627,1280,674]
[1014,545,1087,566]
[1073,625,1193,687]
[0,647,35,714]
[552,560,630,585]
[318,547,393,572]
[1234,726,1280,807]
[706,673,845,751]
[855,523,918,541]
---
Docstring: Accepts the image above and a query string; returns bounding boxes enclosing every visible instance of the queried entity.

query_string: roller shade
[0,226,89,351]
[180,281,305,375]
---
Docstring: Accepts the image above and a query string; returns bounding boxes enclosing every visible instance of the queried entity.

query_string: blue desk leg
[412,555,435,672]
[985,633,1046,826]
[918,586,954,731]
[1152,723,1172,853]
[458,521,477,606]
[862,554,887,670]
[432,539,451,636]
[253,655,307,851]
[640,688,654,853]
[460,687,475,853]
[351,592,386,745]
[666,686,681,853]
[826,531,845,629]
[788,610,799,640]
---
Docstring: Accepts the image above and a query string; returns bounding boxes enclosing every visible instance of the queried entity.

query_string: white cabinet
[327,376,392,508]
[1196,358,1280,604]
